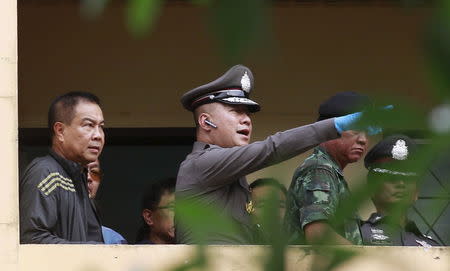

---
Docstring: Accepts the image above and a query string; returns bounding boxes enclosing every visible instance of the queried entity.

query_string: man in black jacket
[20,91,105,243]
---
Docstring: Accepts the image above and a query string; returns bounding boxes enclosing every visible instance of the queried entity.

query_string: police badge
[392,139,408,160]
[241,71,251,92]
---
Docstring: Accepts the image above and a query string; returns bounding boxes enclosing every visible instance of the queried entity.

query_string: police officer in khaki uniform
[361,135,440,246]
[176,65,376,244]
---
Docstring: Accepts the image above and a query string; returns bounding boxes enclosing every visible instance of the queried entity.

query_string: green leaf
[209,0,270,64]
[127,0,164,37]
[175,198,244,244]
[190,0,213,6]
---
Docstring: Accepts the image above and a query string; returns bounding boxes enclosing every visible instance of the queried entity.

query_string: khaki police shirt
[176,118,338,244]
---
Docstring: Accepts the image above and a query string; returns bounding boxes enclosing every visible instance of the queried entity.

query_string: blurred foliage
[127,0,164,37]
[209,0,269,64]
[79,0,449,271]
[425,1,450,101]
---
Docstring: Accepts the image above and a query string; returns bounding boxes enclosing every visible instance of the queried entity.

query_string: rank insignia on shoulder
[246,200,254,214]
[416,240,432,248]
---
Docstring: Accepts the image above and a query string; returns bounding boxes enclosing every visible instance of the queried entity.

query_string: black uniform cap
[318,91,371,121]
[181,64,260,112]
[364,134,418,177]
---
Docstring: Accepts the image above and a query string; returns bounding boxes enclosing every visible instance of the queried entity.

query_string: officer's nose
[241,112,252,126]
[394,179,406,187]
[92,125,104,141]
[357,132,368,146]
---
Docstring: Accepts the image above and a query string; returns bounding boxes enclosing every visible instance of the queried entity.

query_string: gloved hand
[334,105,393,135]
[334,112,362,134]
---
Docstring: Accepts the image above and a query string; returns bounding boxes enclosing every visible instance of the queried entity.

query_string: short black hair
[141,177,176,211]
[135,177,176,243]
[48,91,101,136]
[250,178,287,196]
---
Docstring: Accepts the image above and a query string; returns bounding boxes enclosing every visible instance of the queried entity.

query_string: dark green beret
[318,91,371,121]
[180,64,260,112]
[364,134,418,177]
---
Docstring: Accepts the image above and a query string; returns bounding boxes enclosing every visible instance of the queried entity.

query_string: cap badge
[392,139,408,160]
[241,71,251,92]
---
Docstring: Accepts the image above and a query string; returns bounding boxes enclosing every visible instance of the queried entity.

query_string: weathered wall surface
[0,0,18,271]
[17,245,449,271]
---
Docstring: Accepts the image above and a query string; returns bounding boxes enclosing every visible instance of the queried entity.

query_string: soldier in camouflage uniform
[285,92,371,245]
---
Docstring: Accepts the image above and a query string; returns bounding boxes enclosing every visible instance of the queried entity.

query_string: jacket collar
[49,149,85,179]
[192,141,210,152]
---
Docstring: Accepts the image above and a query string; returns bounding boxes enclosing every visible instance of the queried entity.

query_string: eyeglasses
[157,203,175,212]
[88,168,103,182]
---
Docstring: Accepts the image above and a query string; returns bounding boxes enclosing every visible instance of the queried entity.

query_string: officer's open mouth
[237,129,250,136]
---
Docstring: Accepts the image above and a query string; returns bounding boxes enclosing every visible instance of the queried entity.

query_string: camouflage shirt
[285,146,362,244]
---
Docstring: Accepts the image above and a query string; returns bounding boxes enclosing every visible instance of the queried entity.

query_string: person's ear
[198,113,213,131]
[54,122,65,142]
[142,209,154,226]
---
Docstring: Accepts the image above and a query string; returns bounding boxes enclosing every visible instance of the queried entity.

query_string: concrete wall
[0,0,18,270]
[1,2,447,271]
[16,245,450,271]
[19,2,433,129]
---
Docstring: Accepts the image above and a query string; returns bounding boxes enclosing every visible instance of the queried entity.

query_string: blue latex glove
[334,112,362,134]
[334,105,393,135]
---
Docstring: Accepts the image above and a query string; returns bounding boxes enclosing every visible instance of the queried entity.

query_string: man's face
[251,185,287,223]
[333,130,368,164]
[373,177,418,208]
[208,103,252,148]
[151,191,175,243]
[87,160,101,199]
[60,101,105,165]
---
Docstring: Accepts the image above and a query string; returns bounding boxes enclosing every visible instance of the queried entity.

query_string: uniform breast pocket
[304,181,331,205]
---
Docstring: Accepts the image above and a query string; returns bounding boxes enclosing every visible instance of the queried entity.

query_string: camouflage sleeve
[298,167,339,229]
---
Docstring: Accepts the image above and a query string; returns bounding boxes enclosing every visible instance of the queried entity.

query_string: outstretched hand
[334,105,393,135]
